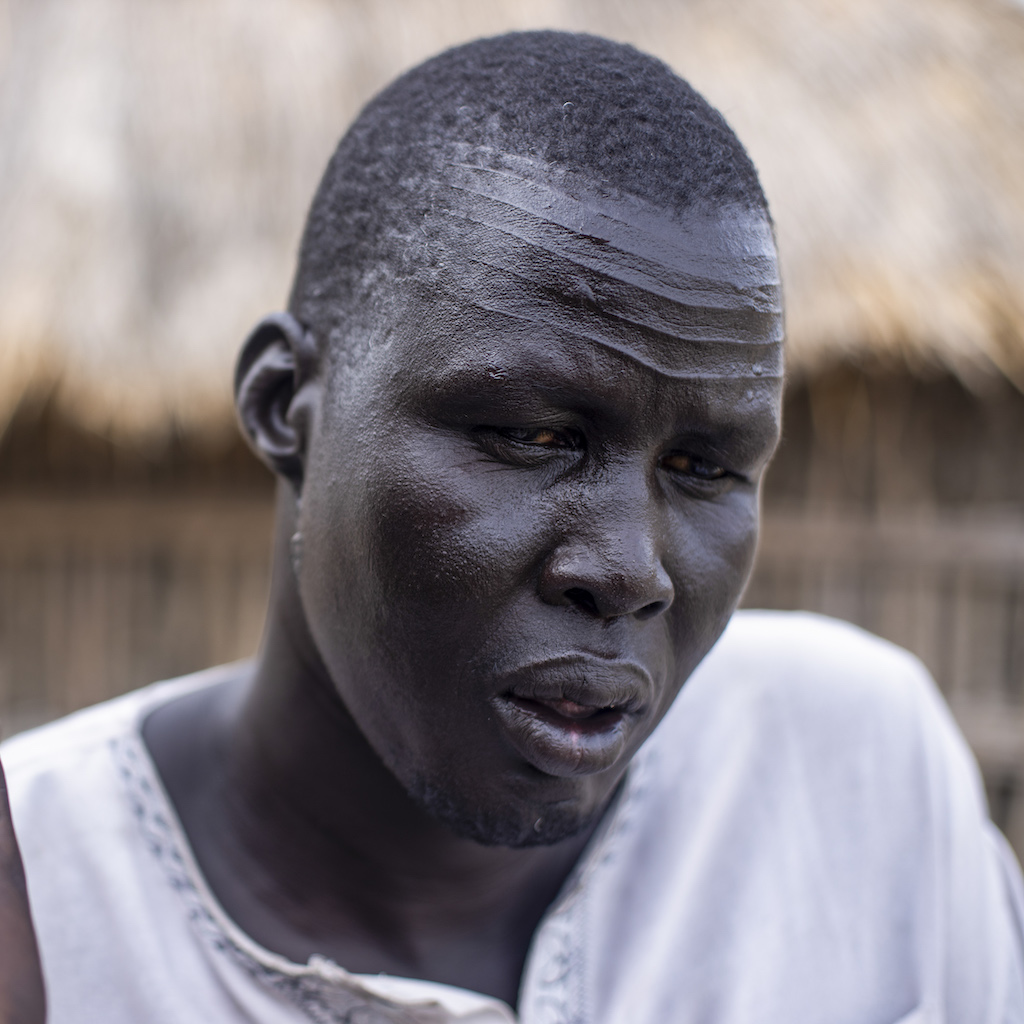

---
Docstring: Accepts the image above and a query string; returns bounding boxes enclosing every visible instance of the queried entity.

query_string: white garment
[4,611,1024,1024]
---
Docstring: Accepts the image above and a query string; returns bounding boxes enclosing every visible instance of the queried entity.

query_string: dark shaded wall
[0,401,274,734]
[766,365,1024,512]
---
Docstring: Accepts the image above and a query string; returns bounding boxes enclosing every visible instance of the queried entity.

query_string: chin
[409,772,600,848]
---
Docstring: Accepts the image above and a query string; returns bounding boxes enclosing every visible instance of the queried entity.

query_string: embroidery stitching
[112,735,456,1024]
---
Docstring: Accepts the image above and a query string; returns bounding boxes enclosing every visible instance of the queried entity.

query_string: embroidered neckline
[110,676,644,1024]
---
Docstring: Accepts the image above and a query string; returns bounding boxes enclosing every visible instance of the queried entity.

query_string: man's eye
[472,425,583,466]
[496,427,579,448]
[660,452,728,480]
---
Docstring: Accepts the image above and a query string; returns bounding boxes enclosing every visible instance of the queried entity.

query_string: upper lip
[497,655,653,716]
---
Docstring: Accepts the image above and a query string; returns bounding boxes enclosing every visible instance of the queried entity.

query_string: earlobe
[234,312,320,488]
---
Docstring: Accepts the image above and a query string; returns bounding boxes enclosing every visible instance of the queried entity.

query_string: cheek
[665,496,761,668]
[366,445,541,610]
[696,496,761,587]
[296,437,542,766]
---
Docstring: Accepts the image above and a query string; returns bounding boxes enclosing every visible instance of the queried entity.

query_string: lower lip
[491,695,634,777]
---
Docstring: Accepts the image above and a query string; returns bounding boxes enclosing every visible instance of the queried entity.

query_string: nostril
[635,599,669,621]
[564,587,600,617]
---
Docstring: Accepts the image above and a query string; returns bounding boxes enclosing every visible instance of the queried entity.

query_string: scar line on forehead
[454,251,784,346]
[427,252,784,356]
[442,290,783,382]
[437,207,782,318]
[437,163,779,291]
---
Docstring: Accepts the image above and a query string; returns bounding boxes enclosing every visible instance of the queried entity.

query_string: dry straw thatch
[1,0,1022,440]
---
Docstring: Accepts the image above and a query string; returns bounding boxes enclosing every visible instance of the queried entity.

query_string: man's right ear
[234,312,320,489]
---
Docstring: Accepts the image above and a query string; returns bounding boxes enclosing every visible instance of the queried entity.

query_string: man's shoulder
[649,610,965,782]
[628,610,988,877]
[696,608,935,717]
[1,663,240,792]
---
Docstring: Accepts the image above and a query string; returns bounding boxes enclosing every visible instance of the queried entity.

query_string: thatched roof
[2,0,1023,440]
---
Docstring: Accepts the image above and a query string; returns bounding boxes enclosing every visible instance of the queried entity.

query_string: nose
[539,518,675,621]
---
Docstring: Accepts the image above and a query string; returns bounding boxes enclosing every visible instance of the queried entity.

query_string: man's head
[288,30,772,361]
[236,31,783,848]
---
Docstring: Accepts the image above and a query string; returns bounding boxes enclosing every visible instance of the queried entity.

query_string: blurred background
[1,0,1023,847]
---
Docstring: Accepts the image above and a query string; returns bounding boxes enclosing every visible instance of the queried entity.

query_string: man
[1,31,1022,1024]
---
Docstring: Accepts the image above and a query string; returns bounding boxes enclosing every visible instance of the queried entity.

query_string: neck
[234,605,597,929]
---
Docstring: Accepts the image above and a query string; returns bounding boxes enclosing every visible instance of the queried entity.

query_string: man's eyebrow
[423,362,782,453]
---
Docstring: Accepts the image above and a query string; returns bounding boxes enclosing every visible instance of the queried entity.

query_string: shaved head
[288,31,772,361]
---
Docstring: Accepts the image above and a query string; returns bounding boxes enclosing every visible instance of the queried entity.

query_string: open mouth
[504,694,630,730]
[491,663,649,777]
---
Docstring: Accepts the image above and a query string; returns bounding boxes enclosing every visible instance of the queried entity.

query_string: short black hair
[290,30,770,349]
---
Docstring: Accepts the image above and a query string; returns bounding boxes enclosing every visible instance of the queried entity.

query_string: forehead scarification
[392,157,783,382]
[291,32,776,381]
[439,154,779,299]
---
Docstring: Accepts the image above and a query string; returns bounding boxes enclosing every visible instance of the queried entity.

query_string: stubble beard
[407,771,600,848]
